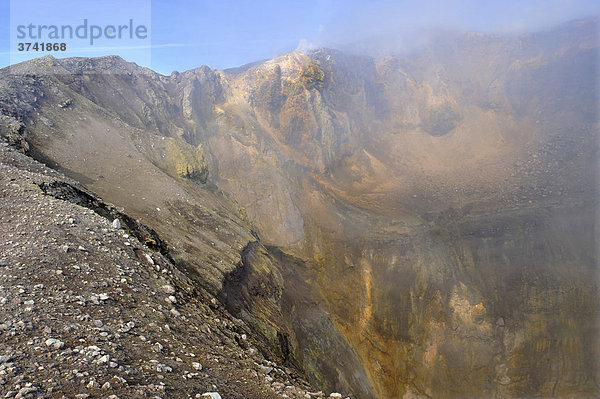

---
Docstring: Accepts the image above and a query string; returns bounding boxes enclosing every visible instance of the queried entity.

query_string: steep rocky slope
[0,140,330,398]
[0,18,598,398]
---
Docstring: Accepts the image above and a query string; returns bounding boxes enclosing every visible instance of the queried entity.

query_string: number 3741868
[18,43,67,51]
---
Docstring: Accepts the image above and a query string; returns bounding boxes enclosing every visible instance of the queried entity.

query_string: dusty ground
[0,140,335,399]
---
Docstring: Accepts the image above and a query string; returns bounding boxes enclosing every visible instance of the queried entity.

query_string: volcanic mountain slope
[0,18,598,399]
[0,57,375,398]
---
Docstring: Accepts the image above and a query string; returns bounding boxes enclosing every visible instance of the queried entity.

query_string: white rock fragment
[144,254,154,265]
[45,338,64,349]
[0,355,13,363]
[258,364,273,374]
[120,321,135,333]
[162,284,176,294]
[111,219,121,229]
[201,393,222,399]
[17,387,37,396]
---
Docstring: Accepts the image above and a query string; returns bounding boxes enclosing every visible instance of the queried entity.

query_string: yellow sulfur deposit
[165,137,208,183]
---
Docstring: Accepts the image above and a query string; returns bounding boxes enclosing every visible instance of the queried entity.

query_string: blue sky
[0,0,598,75]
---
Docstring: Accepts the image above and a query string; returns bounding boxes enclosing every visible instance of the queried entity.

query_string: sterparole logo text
[16,19,148,45]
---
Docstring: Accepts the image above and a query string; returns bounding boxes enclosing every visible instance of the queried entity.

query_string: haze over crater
[0,17,598,399]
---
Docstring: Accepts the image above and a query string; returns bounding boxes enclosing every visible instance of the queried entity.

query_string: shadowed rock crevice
[36,180,170,257]
[218,241,377,398]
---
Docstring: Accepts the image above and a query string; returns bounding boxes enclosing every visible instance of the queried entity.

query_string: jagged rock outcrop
[165,137,208,182]
[0,116,29,152]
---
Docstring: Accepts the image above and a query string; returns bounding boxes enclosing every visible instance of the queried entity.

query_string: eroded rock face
[0,115,29,152]
[0,18,597,398]
[303,203,598,398]
[218,242,375,398]
[165,137,208,183]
